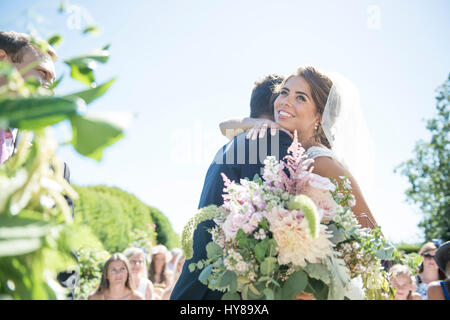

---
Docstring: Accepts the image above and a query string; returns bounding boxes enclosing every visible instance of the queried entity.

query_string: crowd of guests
[88,245,185,300]
[86,240,449,300]
[388,240,449,300]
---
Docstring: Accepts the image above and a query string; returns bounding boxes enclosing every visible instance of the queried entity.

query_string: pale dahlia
[265,205,333,268]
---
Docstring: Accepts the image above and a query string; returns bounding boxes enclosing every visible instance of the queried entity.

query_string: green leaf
[236,229,249,249]
[0,238,42,257]
[219,270,233,288]
[327,223,346,244]
[304,263,331,284]
[83,26,99,35]
[248,283,262,296]
[267,239,277,256]
[198,264,213,284]
[0,215,57,257]
[260,257,277,275]
[197,261,203,269]
[70,111,132,161]
[254,238,269,263]
[304,278,329,300]
[64,48,110,86]
[206,242,222,259]
[242,284,249,300]
[222,292,240,300]
[0,96,84,129]
[64,78,116,105]
[281,271,308,300]
[47,34,63,47]
[229,272,237,292]
[263,288,274,300]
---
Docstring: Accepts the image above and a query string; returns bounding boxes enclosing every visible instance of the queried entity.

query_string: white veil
[321,72,376,210]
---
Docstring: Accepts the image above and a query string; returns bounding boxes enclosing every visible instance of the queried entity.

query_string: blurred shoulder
[410,292,422,300]
[88,291,103,300]
[427,281,445,300]
[131,290,145,300]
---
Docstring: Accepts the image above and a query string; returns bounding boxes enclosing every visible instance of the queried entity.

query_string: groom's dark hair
[250,74,284,120]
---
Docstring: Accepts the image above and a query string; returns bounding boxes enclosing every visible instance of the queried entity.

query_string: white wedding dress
[305,145,336,161]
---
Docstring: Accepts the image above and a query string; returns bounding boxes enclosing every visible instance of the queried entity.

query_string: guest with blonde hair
[88,253,143,300]
[123,247,157,300]
[389,264,422,300]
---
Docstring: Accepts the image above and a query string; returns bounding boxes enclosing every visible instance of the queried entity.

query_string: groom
[171,74,293,300]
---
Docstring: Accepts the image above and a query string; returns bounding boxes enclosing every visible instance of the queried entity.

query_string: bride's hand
[245,119,293,140]
[245,119,280,140]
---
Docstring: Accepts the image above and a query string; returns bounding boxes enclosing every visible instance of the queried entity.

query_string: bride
[220,66,379,231]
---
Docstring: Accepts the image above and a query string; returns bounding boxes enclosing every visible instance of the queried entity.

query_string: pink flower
[298,172,337,223]
[222,212,246,240]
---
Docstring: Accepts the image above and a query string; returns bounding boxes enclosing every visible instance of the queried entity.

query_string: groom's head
[250,74,284,121]
[0,31,57,88]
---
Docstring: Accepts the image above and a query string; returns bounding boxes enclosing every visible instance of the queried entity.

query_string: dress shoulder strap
[441,280,450,300]
[305,146,336,160]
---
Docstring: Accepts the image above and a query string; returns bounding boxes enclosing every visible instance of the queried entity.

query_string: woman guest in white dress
[88,253,144,300]
[220,66,379,230]
[123,247,157,300]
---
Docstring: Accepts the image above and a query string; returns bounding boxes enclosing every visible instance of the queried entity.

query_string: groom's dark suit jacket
[170,130,293,300]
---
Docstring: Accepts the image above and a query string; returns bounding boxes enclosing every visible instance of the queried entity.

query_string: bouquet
[182,133,396,300]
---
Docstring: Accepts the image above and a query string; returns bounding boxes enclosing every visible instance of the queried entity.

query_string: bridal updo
[275,66,333,149]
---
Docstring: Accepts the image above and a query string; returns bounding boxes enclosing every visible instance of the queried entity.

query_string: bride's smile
[274,75,319,141]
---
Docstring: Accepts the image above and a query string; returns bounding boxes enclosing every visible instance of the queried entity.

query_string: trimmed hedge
[395,243,421,255]
[73,185,180,253]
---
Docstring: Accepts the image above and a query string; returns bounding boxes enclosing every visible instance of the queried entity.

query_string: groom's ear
[0,49,10,61]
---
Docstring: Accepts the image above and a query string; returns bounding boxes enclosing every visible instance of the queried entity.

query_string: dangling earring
[314,122,319,131]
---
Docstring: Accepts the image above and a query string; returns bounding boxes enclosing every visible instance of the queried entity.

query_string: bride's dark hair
[275,66,333,149]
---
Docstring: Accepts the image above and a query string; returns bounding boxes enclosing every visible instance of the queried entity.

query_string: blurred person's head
[434,241,450,278]
[0,31,57,88]
[123,247,147,280]
[389,264,416,300]
[148,245,171,284]
[97,253,134,293]
[170,248,183,265]
[250,74,284,120]
[274,66,333,148]
[418,242,438,272]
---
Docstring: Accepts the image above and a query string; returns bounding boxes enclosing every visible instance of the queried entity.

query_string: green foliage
[395,74,450,241]
[395,243,421,255]
[73,185,179,253]
[73,246,109,300]
[0,6,132,299]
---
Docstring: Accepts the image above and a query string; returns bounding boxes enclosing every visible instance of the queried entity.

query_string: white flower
[345,276,365,300]
[266,206,333,267]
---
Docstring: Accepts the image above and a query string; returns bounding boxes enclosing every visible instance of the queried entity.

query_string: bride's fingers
[270,123,279,136]
[246,129,252,140]
[259,123,268,139]
[251,126,260,140]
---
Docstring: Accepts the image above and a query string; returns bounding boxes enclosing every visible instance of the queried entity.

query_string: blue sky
[1,0,449,244]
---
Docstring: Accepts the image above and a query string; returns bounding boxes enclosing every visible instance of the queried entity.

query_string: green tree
[395,74,450,241]
[73,185,180,253]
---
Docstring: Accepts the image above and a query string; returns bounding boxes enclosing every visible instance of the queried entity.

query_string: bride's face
[274,76,319,138]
